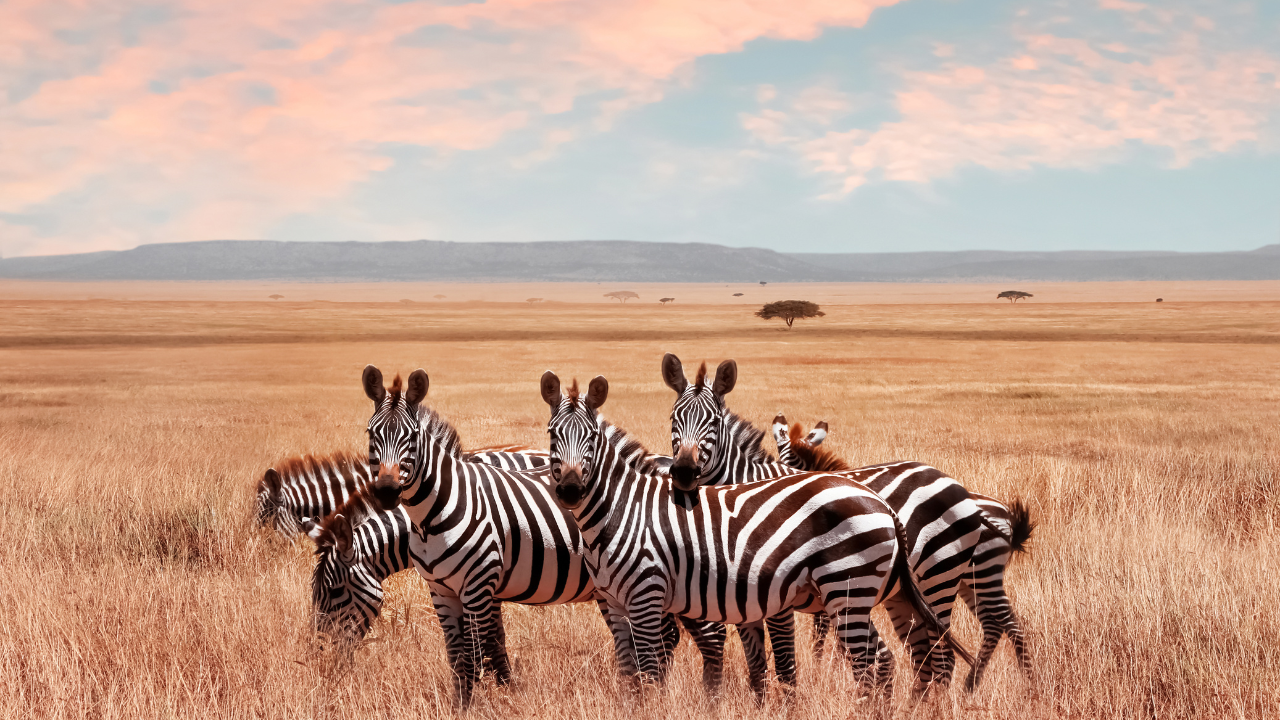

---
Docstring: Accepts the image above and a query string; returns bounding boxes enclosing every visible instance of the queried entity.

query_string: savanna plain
[1,282,1277,720]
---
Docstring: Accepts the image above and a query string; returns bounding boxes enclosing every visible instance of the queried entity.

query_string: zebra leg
[485,603,513,687]
[765,611,798,687]
[881,594,935,698]
[659,613,682,675]
[596,599,640,681]
[429,591,476,708]
[866,620,896,697]
[678,617,727,697]
[831,606,882,694]
[625,600,673,685]
[810,611,832,658]
[738,622,770,705]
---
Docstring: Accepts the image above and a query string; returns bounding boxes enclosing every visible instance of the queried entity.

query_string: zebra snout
[670,445,700,491]
[554,466,585,508]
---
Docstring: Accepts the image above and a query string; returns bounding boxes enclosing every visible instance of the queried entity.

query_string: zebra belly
[659,479,900,625]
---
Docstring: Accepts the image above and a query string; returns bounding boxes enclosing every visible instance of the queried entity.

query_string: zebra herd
[254,355,1034,708]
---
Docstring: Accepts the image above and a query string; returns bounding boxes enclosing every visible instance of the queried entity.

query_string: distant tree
[400,299,414,304]
[733,293,744,297]
[755,300,824,329]
[604,291,640,303]
[997,291,1033,303]
[434,294,447,299]
[269,294,284,301]
[1156,298,1163,303]
[659,297,675,305]
[526,298,543,303]
[759,281,767,286]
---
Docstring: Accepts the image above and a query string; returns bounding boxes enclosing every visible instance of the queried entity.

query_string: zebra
[254,446,549,538]
[539,370,975,702]
[661,353,988,690]
[771,416,1035,690]
[356,365,719,706]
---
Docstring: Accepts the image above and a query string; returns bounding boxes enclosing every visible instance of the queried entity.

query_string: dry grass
[1,285,1278,719]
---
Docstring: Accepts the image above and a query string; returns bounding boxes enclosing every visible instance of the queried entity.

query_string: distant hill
[2,239,1279,282]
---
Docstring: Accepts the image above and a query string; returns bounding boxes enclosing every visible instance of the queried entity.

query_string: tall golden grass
[1,291,1277,719]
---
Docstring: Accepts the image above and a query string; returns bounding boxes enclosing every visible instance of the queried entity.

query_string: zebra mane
[266,450,366,490]
[601,420,665,475]
[789,429,850,472]
[417,405,464,459]
[725,412,774,464]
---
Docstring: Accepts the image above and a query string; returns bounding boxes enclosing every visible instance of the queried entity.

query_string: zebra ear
[332,514,353,559]
[807,421,828,446]
[303,518,321,539]
[661,353,688,394]
[262,468,282,497]
[712,359,737,396]
[586,376,609,410]
[406,369,429,407]
[770,414,788,442]
[540,371,562,407]
[363,365,386,404]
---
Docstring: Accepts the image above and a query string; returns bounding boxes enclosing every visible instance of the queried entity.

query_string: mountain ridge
[2,240,1277,282]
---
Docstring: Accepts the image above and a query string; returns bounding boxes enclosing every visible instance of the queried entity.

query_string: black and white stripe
[661,354,987,689]
[772,417,1035,689]
[358,366,706,706]
[255,446,547,538]
[540,371,973,703]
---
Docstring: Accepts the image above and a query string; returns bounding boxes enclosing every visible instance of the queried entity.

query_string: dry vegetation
[1,286,1278,719]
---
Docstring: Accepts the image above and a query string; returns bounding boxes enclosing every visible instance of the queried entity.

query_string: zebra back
[257,451,371,537]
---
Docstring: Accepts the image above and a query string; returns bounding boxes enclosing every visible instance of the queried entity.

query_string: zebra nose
[378,462,399,484]
[672,444,699,469]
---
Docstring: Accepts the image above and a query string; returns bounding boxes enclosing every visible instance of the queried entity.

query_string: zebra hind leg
[485,603,513,687]
[765,611,798,688]
[738,622,770,705]
[831,606,885,697]
[810,611,832,659]
[679,617,727,699]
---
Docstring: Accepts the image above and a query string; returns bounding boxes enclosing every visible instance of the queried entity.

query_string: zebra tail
[1007,498,1035,555]
[887,512,977,669]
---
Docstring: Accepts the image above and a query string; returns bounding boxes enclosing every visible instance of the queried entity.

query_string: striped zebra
[357,365,720,706]
[254,446,548,538]
[539,371,974,702]
[772,417,1035,690]
[661,354,987,690]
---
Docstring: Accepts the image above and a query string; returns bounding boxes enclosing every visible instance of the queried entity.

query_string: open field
[1,282,1278,719]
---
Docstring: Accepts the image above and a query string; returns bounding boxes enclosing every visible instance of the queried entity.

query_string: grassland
[1,283,1277,719]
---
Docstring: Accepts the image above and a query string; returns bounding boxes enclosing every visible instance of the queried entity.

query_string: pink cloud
[743,6,1280,195]
[0,0,905,255]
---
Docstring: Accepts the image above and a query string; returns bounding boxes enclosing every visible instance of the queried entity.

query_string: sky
[2,0,1278,258]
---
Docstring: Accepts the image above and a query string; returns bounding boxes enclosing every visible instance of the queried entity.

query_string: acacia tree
[997,291,1033,303]
[604,291,640,303]
[755,300,824,329]
[269,294,283,300]
[526,298,543,303]
[659,297,675,305]
[733,293,744,297]
[434,294,446,300]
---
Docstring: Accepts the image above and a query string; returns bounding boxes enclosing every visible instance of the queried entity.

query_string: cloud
[0,0,905,255]
[742,1,1280,197]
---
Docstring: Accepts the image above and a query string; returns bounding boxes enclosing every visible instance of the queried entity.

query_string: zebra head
[362,365,428,497]
[254,467,295,535]
[661,353,737,491]
[540,371,608,510]
[310,512,382,644]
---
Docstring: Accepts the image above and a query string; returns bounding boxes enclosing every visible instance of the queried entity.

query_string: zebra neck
[573,420,657,548]
[402,436,469,531]
[708,415,793,485]
[354,514,411,581]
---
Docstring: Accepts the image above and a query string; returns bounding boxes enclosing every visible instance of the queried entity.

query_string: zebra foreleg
[429,591,476,708]
[484,603,513,686]
[678,617,727,697]
[738,622,769,704]
[765,611,798,687]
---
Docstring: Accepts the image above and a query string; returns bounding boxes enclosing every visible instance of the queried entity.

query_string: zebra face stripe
[668,385,724,491]
[366,397,420,489]
[541,372,608,510]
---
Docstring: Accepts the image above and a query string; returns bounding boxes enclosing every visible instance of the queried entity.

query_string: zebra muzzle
[670,446,700,491]
[554,467,585,508]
